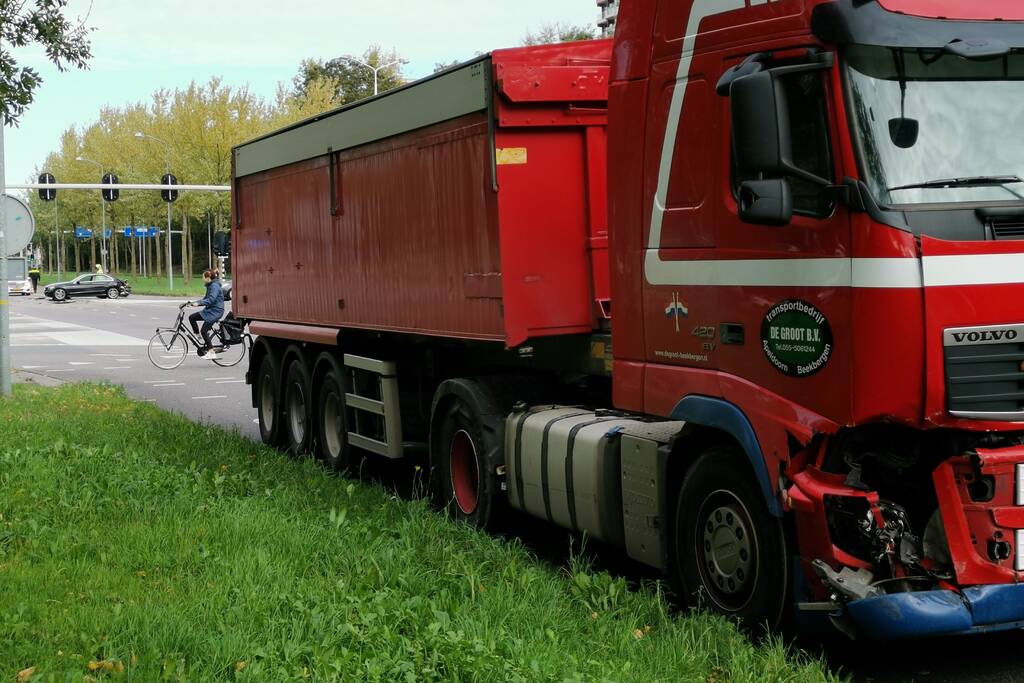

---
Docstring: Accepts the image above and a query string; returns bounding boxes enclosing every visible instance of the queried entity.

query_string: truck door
[712,57,853,423]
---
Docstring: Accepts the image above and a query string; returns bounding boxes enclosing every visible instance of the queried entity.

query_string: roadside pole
[0,122,10,397]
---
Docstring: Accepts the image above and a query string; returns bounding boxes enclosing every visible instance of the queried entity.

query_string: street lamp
[340,55,407,96]
[74,155,108,273]
[134,131,174,290]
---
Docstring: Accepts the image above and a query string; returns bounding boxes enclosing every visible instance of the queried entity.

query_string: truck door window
[733,72,835,217]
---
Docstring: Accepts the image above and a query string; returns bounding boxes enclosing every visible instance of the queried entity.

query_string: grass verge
[0,385,840,682]
[39,273,207,297]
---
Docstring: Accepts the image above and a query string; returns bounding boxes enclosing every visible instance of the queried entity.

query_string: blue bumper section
[847,584,1024,639]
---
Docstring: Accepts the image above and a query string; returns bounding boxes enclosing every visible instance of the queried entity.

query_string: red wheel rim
[450,429,479,515]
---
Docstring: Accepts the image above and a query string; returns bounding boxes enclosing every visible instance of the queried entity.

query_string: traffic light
[102,173,119,201]
[161,173,179,202]
[38,173,56,201]
[213,231,231,257]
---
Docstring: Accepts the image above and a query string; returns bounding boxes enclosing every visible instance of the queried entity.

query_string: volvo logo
[951,330,1019,344]
[944,324,1024,347]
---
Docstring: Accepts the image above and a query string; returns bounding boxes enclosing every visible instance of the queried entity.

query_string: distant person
[95,263,104,274]
[189,269,225,358]
[28,265,40,293]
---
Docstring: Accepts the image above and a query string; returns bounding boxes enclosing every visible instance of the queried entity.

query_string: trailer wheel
[316,367,350,471]
[283,355,313,456]
[436,398,502,529]
[256,353,284,447]
[671,446,787,632]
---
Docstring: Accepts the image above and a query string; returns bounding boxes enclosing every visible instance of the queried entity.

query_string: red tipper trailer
[233,0,1024,643]
[233,41,612,348]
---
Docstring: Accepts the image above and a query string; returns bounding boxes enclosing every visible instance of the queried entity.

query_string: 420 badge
[760,300,833,377]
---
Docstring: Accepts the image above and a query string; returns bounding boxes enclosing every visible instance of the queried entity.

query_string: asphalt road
[9,291,257,440]
[8,291,1024,682]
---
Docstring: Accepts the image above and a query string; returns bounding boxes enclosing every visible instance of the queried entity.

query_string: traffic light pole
[167,201,172,290]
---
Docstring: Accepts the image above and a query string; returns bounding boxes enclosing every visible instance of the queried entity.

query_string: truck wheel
[283,355,313,456]
[316,368,350,471]
[436,398,502,529]
[671,446,788,632]
[256,353,284,447]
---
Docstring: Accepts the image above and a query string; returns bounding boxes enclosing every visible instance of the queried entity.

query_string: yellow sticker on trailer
[496,147,528,165]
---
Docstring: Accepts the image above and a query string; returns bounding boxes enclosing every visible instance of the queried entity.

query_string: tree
[293,45,405,105]
[522,22,596,46]
[28,76,341,278]
[0,0,92,125]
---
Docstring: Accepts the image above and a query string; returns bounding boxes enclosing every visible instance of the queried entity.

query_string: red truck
[232,0,1024,638]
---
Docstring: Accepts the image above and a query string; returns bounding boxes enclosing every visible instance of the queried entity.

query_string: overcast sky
[6,0,598,186]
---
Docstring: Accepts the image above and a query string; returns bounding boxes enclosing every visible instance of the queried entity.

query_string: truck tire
[256,353,284,447]
[315,367,350,471]
[671,446,788,632]
[435,397,503,529]
[283,355,313,456]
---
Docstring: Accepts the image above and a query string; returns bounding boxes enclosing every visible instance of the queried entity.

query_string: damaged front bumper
[846,583,1024,639]
[790,440,1024,638]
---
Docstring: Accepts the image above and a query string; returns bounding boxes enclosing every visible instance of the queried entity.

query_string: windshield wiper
[888,175,1024,193]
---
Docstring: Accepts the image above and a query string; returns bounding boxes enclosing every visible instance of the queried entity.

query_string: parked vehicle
[6,257,32,296]
[232,0,1024,639]
[44,273,131,301]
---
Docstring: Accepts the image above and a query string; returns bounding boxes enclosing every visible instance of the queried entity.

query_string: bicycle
[147,303,250,370]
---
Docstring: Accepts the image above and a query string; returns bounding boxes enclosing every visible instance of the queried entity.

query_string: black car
[44,273,132,302]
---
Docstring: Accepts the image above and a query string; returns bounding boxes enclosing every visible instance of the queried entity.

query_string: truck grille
[944,324,1024,420]
[991,218,1024,240]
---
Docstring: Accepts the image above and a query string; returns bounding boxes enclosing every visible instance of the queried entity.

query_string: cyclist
[188,269,224,358]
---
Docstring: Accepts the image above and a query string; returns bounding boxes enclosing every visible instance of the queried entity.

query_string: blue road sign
[122,227,132,237]
[148,227,160,237]
[103,229,112,239]
[74,227,92,238]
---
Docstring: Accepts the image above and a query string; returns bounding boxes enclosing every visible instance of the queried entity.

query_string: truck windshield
[846,45,1024,208]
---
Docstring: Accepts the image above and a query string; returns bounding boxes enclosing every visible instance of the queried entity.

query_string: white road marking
[90,353,124,357]
[47,331,147,346]
[204,377,236,381]
[68,362,94,366]
[21,365,45,369]
[48,369,75,373]
[191,395,227,400]
[154,382,185,387]
[216,379,245,384]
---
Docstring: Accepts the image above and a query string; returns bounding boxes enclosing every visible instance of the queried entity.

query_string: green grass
[39,273,207,297]
[0,385,840,682]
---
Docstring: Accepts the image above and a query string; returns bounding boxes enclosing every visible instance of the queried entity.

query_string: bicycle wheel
[212,338,247,368]
[148,330,188,370]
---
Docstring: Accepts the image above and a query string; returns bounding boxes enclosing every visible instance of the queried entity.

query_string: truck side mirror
[738,179,793,226]
[729,60,833,188]
[731,70,787,176]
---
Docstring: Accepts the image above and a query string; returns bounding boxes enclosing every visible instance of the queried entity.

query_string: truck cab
[609,0,1024,637]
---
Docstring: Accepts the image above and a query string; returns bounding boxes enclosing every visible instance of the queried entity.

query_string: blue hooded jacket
[198,278,224,323]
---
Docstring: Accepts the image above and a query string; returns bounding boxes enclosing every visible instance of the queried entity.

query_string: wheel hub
[449,429,479,515]
[323,391,343,457]
[288,384,306,443]
[701,503,754,596]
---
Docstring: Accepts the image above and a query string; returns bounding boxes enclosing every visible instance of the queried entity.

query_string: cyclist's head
[202,269,214,284]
